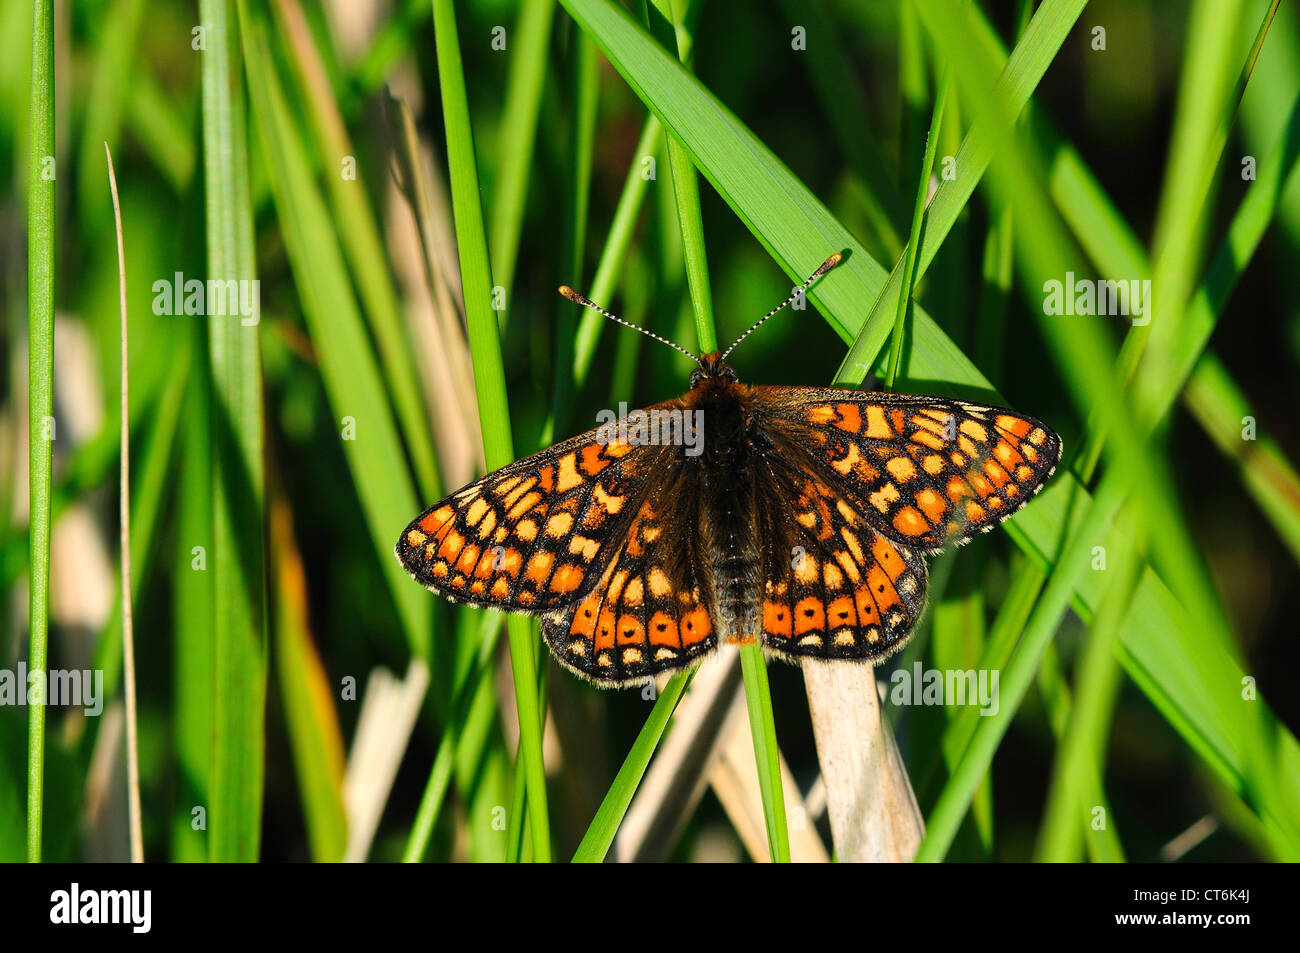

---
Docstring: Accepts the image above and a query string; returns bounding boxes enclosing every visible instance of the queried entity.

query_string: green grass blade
[271,501,348,862]
[202,0,268,862]
[885,67,948,389]
[572,671,693,861]
[25,0,55,864]
[271,0,442,502]
[239,2,431,658]
[433,0,551,862]
[490,0,557,301]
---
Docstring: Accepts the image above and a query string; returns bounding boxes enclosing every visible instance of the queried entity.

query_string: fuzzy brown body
[396,352,1061,687]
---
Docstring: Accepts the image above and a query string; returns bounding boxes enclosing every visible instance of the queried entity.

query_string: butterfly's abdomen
[694,385,763,642]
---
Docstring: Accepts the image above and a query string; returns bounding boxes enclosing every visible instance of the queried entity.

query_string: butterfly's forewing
[541,463,716,685]
[757,387,1062,551]
[396,427,664,612]
[757,457,927,662]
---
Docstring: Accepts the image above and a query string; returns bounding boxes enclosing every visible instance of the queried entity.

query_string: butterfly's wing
[541,460,716,686]
[756,387,1062,552]
[756,455,927,662]
[396,424,670,612]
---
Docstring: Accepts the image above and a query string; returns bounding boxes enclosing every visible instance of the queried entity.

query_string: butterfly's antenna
[557,286,704,367]
[719,252,844,362]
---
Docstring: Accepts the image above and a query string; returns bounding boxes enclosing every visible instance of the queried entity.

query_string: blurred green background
[2,0,1298,862]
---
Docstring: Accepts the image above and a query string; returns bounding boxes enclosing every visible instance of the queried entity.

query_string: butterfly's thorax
[686,377,764,643]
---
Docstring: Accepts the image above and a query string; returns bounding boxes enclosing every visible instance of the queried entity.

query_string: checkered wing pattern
[758,388,1062,552]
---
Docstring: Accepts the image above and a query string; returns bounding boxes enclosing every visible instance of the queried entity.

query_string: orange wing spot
[886,456,917,482]
[537,465,555,493]
[595,607,618,649]
[947,475,973,501]
[406,529,428,547]
[515,519,538,543]
[951,451,968,467]
[1022,444,1039,464]
[986,496,1004,510]
[958,435,979,457]
[681,607,712,646]
[833,403,862,433]
[648,612,680,647]
[913,428,945,450]
[437,528,466,562]
[983,459,1011,489]
[607,569,630,604]
[622,577,645,606]
[865,405,893,439]
[603,440,636,459]
[469,580,486,596]
[647,567,672,598]
[477,509,498,539]
[965,500,987,522]
[826,595,857,628]
[892,505,931,538]
[418,505,455,535]
[794,597,827,635]
[764,600,793,638]
[497,547,523,579]
[544,512,573,538]
[455,544,481,575]
[549,563,585,595]
[807,405,836,424]
[569,535,600,561]
[867,563,898,608]
[995,414,1033,437]
[834,549,863,583]
[591,483,626,516]
[1015,464,1035,482]
[465,498,489,526]
[431,562,449,580]
[969,471,995,498]
[616,615,646,645]
[570,597,599,637]
[493,476,522,497]
[853,584,877,622]
[868,483,901,514]
[556,453,583,492]
[500,477,537,511]
[507,491,542,521]
[889,408,907,432]
[915,487,948,525]
[1027,427,1048,446]
[922,453,946,475]
[490,578,510,599]
[993,440,1022,468]
[1005,484,1020,498]
[840,528,866,566]
[871,534,904,581]
[579,443,612,475]
[959,419,989,442]
[450,574,467,588]
[829,441,864,477]
[524,552,554,585]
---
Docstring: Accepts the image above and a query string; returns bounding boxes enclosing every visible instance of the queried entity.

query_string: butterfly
[396,254,1061,687]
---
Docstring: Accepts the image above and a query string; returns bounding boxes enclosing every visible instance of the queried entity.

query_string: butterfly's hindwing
[541,465,717,685]
[757,458,927,661]
[757,388,1062,551]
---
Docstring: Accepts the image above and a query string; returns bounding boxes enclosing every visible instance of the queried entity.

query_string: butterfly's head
[689,351,739,389]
